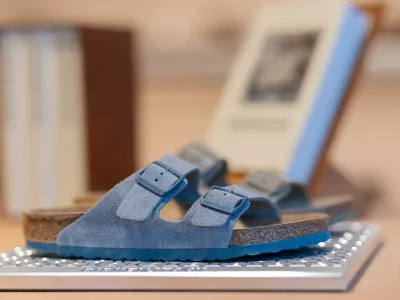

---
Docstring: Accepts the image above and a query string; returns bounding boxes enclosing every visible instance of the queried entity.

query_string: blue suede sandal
[25,154,329,261]
[177,143,353,224]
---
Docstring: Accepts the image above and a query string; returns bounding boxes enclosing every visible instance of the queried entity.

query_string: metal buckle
[136,161,184,197]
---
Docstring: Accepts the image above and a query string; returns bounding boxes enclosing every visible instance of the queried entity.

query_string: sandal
[24,154,329,261]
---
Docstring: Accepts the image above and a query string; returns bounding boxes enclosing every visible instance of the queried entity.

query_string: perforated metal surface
[0,222,380,291]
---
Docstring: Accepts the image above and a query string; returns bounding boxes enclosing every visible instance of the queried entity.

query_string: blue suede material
[57,157,280,249]
[116,155,198,221]
[177,143,227,188]
[136,162,182,196]
[242,170,309,210]
[245,171,292,200]
[191,187,249,227]
[200,187,247,214]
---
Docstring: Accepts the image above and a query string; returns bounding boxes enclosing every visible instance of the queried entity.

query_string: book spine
[34,29,61,208]
[57,28,87,205]
[80,29,135,190]
[27,30,40,210]
[0,31,33,216]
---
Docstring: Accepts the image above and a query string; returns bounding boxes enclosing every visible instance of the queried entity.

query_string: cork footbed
[23,206,329,247]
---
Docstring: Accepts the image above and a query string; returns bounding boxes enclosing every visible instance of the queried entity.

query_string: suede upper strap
[244,171,291,200]
[242,171,309,209]
[177,143,227,188]
[116,154,200,221]
[191,185,280,227]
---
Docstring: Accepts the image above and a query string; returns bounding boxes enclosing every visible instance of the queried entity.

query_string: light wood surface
[0,216,399,299]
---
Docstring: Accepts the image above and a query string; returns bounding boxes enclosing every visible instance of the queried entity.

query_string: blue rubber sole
[26,230,329,261]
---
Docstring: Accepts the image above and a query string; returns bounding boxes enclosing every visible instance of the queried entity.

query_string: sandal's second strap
[242,170,309,209]
[177,143,228,188]
[190,185,280,227]
[116,154,200,221]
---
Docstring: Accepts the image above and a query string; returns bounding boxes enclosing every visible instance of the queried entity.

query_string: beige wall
[0,0,397,27]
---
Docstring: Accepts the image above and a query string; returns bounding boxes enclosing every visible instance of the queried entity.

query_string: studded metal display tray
[0,222,380,291]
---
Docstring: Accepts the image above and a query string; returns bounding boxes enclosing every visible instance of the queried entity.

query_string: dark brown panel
[80,28,136,190]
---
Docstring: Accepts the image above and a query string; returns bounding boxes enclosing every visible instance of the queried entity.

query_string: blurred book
[0,26,136,217]
[33,28,86,209]
[0,30,35,216]
[206,0,370,184]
